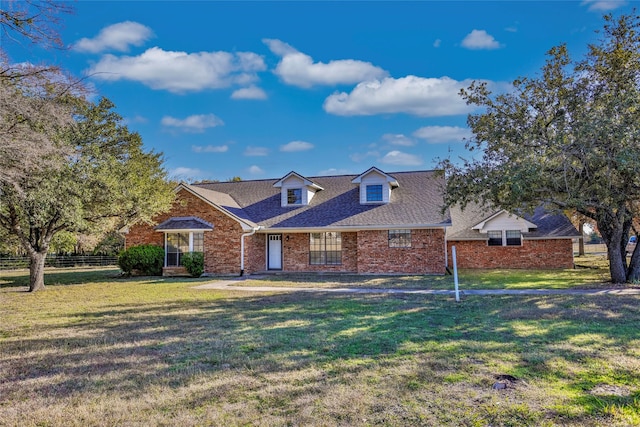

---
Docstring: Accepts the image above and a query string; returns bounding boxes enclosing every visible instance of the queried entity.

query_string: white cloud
[247,165,264,175]
[244,146,269,156]
[461,30,501,50]
[413,126,472,143]
[231,85,267,100]
[380,150,423,166]
[433,39,442,48]
[87,47,266,93]
[191,144,229,153]
[280,140,314,152]
[263,38,387,88]
[581,0,626,10]
[318,168,352,176]
[350,150,379,163]
[382,133,416,147]
[74,21,153,53]
[323,75,477,117]
[161,114,224,133]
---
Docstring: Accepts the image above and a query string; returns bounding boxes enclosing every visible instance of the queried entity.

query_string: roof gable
[351,167,399,187]
[472,210,537,233]
[273,171,324,190]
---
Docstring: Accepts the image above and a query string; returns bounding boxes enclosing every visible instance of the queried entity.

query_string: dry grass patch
[1,267,639,426]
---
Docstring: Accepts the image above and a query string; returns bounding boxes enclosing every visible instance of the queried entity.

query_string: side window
[506,230,521,246]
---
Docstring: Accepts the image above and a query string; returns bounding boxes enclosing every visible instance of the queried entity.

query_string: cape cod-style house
[123,167,580,276]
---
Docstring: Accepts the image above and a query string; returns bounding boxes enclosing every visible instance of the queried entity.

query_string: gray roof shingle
[190,170,451,230]
[155,216,214,231]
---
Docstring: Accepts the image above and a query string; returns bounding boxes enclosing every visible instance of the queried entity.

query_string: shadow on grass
[0,268,208,290]
[2,291,639,424]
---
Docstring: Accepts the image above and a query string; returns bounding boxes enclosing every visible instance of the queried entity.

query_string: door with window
[268,234,282,270]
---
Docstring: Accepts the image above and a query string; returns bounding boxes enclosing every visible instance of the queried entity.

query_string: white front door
[268,234,282,270]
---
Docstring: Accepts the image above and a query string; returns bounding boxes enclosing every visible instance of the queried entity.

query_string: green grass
[1,264,639,426]
[236,254,614,290]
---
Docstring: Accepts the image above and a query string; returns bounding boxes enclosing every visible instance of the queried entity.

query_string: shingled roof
[188,170,451,230]
[447,204,581,240]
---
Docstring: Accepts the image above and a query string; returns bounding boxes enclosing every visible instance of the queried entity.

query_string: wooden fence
[0,255,118,270]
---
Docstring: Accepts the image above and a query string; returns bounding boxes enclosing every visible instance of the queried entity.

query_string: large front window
[310,232,342,265]
[166,231,204,266]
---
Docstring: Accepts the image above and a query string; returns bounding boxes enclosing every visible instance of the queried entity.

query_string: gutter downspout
[240,226,262,276]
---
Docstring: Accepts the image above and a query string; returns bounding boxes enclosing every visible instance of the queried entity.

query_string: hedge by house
[118,244,164,276]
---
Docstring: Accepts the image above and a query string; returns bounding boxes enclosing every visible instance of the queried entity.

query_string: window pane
[487,230,502,246]
[389,229,411,248]
[193,232,204,252]
[309,232,342,265]
[166,252,179,267]
[506,230,521,246]
[366,184,383,202]
[287,188,302,204]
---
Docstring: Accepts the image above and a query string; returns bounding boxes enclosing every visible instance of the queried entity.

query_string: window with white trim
[389,229,411,248]
[487,230,522,246]
[166,231,204,267]
[366,184,383,202]
[310,232,342,265]
[506,230,522,246]
[287,188,302,205]
[487,230,503,246]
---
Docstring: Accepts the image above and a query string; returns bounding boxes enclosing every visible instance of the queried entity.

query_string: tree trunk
[607,243,627,284]
[578,222,585,256]
[627,243,640,282]
[29,251,47,292]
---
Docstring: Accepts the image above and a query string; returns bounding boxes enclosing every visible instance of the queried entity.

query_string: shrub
[118,244,164,276]
[181,251,204,277]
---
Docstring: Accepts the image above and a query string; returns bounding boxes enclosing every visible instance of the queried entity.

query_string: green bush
[181,251,204,277]
[118,244,164,276]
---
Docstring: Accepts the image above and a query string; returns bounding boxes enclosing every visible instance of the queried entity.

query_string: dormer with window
[351,167,399,205]
[472,210,537,247]
[273,171,324,207]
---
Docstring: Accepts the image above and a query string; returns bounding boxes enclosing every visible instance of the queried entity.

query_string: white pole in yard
[452,245,460,302]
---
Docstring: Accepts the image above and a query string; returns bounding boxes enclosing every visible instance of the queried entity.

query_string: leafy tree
[441,13,640,284]
[0,95,174,291]
[50,231,77,255]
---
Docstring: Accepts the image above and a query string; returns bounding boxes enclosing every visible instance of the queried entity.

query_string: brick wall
[125,189,245,275]
[446,239,575,269]
[357,229,446,274]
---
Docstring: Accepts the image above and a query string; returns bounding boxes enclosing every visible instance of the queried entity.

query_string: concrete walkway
[193,280,640,296]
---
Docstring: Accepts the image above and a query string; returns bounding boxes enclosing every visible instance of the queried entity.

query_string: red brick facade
[446,239,575,269]
[125,190,245,275]
[126,188,573,275]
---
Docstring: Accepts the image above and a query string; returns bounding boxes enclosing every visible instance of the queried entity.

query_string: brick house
[123,167,580,276]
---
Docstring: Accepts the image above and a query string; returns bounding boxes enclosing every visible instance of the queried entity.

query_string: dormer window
[352,167,399,205]
[274,171,324,207]
[366,184,383,202]
[287,188,302,205]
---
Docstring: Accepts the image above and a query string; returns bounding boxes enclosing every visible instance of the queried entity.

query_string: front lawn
[1,265,638,426]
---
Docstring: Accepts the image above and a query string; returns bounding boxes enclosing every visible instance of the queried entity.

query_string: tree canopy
[441,13,640,283]
[0,87,174,291]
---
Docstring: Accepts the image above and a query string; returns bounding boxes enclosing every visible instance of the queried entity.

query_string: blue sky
[6,0,635,182]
